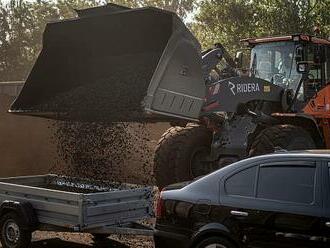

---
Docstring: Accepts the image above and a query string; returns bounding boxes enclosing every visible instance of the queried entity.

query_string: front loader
[9,4,330,188]
[154,35,330,187]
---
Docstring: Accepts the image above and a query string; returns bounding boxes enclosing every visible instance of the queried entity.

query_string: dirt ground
[0,93,168,247]
[31,232,154,248]
[0,232,154,247]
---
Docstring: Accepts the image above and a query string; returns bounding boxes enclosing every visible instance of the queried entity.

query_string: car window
[225,166,257,197]
[257,165,316,204]
[328,163,330,185]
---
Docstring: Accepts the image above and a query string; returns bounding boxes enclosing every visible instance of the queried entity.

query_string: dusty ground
[0,232,154,247]
[30,232,154,248]
[0,93,167,247]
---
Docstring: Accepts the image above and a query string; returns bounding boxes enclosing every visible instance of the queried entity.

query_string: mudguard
[0,201,38,230]
[190,222,240,247]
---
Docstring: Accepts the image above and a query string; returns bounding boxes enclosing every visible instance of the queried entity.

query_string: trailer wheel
[249,124,315,156]
[154,124,213,188]
[0,212,32,248]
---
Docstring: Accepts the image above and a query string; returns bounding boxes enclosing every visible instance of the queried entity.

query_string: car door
[220,162,277,248]
[220,158,324,248]
[253,160,324,248]
[320,161,330,245]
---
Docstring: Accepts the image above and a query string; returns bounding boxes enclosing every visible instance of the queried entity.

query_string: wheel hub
[4,220,20,244]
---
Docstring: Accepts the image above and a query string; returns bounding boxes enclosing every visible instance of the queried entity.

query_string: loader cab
[250,41,301,97]
[244,34,330,103]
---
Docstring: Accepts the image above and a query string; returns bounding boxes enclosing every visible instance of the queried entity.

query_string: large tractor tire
[249,124,315,156]
[154,124,213,188]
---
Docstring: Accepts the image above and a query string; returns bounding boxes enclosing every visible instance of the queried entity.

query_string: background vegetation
[0,0,329,81]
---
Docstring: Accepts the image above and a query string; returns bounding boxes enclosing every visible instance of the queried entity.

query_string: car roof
[164,150,330,202]
[235,150,330,168]
[268,150,330,158]
[274,149,330,155]
[199,150,330,182]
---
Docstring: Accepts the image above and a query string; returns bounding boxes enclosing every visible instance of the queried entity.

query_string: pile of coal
[41,174,139,194]
[50,120,155,186]
[41,184,101,194]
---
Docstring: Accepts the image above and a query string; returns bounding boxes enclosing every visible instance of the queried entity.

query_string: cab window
[306,45,322,81]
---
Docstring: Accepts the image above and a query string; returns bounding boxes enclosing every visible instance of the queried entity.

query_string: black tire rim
[3,219,20,247]
[190,147,212,178]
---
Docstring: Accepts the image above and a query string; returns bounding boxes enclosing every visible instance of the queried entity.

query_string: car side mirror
[297,62,310,74]
[235,51,243,68]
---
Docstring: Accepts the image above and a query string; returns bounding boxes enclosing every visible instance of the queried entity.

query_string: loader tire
[154,124,212,188]
[249,125,315,156]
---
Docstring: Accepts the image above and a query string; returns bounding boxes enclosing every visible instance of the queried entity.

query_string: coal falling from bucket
[44,54,160,186]
[44,52,160,187]
[49,121,155,187]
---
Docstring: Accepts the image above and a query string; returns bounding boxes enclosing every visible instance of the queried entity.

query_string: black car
[154,151,330,248]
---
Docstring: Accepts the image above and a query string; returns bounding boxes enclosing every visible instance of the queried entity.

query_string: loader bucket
[9,5,205,122]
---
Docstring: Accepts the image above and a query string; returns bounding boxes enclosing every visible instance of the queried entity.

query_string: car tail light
[156,193,165,219]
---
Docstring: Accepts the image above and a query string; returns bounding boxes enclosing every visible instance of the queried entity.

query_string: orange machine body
[304,84,330,148]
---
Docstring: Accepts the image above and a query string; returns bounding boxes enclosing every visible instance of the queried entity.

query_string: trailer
[0,174,154,248]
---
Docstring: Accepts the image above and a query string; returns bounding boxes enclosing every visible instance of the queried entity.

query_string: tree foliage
[0,0,194,81]
[0,0,329,81]
[139,0,195,18]
[0,0,102,81]
[112,0,195,18]
[192,0,330,51]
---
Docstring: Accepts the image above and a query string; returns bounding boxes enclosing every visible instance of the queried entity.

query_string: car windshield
[250,41,302,95]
